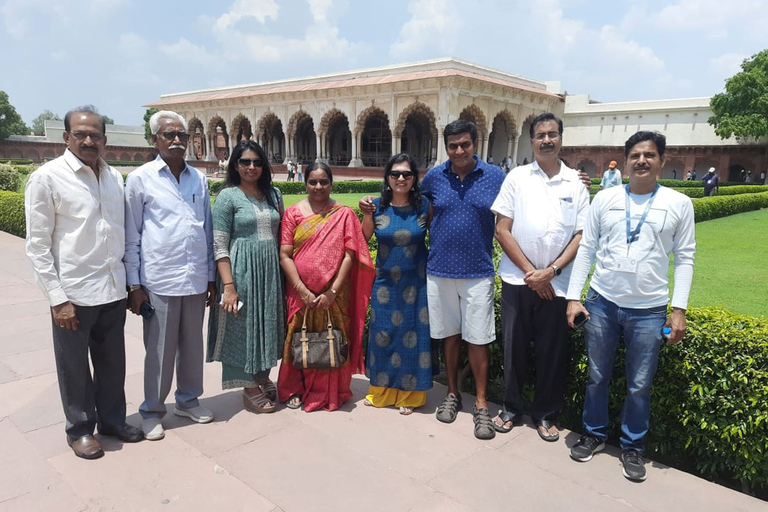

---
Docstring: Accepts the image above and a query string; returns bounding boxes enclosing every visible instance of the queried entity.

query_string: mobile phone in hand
[573,312,589,329]
[219,297,244,312]
[140,301,155,319]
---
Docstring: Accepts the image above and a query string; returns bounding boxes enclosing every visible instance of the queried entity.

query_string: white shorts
[426,275,496,345]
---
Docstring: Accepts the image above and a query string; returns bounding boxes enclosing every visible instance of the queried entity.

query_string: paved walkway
[0,230,763,512]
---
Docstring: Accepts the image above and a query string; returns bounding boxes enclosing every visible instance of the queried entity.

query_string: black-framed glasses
[159,131,190,142]
[69,131,104,142]
[238,158,263,168]
[389,171,414,180]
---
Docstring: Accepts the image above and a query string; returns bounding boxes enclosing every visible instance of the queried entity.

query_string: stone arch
[664,156,685,180]
[576,158,597,177]
[6,149,22,159]
[288,110,316,164]
[357,106,391,167]
[517,114,537,165]
[26,149,40,162]
[458,104,488,137]
[320,109,351,166]
[133,153,144,162]
[231,114,253,143]
[488,110,518,165]
[42,149,55,161]
[208,116,229,161]
[120,152,131,162]
[188,118,206,161]
[105,152,117,161]
[395,102,437,169]
[255,112,285,164]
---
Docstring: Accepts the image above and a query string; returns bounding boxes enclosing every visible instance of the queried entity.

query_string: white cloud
[213,0,279,32]
[708,52,747,78]
[210,0,363,63]
[389,0,464,59]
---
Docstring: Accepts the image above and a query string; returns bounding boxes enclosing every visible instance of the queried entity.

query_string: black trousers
[500,282,569,423]
[51,299,128,437]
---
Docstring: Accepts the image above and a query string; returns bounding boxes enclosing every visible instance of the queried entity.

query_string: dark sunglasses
[389,171,415,180]
[238,158,264,168]
[159,131,190,142]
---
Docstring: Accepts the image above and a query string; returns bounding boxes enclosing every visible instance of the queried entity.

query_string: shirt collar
[150,154,189,176]
[531,159,573,183]
[62,148,107,175]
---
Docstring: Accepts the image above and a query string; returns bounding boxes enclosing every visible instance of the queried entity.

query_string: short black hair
[529,112,563,139]
[443,119,477,145]
[64,105,106,135]
[624,131,667,157]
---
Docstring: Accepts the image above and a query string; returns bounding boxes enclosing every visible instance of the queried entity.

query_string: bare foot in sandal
[242,388,276,414]
[285,395,302,410]
[258,379,277,401]
[493,416,514,433]
[399,406,414,415]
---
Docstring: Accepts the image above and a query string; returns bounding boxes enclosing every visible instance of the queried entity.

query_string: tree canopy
[143,107,158,143]
[101,115,115,126]
[0,91,30,140]
[709,49,768,140]
[31,109,61,136]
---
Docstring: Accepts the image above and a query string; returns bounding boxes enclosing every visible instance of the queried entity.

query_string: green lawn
[283,193,366,208]
[672,208,767,317]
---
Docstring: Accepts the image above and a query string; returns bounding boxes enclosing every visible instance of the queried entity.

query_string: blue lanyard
[625,184,659,247]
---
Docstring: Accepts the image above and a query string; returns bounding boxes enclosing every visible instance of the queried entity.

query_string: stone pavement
[0,230,764,512]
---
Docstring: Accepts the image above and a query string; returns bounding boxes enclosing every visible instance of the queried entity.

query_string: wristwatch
[550,265,562,276]
[128,284,142,292]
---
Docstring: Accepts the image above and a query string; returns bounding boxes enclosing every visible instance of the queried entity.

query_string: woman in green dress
[207,140,285,413]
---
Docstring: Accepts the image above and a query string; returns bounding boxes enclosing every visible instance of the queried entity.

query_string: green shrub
[0,191,25,237]
[209,180,383,197]
[10,165,36,175]
[0,158,33,165]
[672,185,768,199]
[0,164,21,192]
[106,160,143,167]
[692,192,768,222]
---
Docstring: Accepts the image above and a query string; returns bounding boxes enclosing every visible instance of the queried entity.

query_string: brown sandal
[242,390,276,414]
[259,380,277,401]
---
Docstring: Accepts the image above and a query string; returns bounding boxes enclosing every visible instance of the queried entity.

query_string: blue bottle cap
[662,327,672,335]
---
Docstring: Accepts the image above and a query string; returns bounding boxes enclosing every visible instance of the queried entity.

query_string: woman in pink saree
[277,162,374,411]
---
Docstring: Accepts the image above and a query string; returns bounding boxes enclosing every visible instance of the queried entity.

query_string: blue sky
[2,0,767,126]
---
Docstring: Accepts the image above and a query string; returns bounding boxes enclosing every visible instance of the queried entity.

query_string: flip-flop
[492,411,521,433]
[285,395,302,410]
[536,419,560,442]
[399,406,414,415]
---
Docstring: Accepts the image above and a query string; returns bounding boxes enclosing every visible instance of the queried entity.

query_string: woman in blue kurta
[361,153,433,415]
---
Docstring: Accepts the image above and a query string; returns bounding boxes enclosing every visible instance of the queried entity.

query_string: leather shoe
[67,434,104,460]
[98,423,144,443]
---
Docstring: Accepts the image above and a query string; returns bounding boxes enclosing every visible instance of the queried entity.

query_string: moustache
[634,165,651,171]
[540,144,555,150]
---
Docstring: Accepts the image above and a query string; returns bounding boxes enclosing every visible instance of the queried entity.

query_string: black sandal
[436,394,462,423]
[473,406,496,440]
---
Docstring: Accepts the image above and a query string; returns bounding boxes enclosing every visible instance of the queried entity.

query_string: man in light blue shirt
[600,161,622,189]
[124,110,216,441]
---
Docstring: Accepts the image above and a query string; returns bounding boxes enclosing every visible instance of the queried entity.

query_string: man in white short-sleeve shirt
[490,113,589,441]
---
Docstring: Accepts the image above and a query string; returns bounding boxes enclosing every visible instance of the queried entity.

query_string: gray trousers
[139,291,206,419]
[51,299,128,438]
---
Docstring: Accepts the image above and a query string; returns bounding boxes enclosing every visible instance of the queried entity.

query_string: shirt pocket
[556,196,576,228]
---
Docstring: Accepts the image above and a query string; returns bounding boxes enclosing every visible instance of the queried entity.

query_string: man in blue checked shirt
[124,110,216,441]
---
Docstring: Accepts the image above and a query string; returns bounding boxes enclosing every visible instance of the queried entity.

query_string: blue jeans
[582,289,667,452]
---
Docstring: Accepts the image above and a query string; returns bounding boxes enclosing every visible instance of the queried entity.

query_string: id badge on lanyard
[618,184,659,274]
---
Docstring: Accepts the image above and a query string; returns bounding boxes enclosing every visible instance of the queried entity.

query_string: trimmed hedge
[692,192,768,222]
[672,185,768,199]
[0,191,25,237]
[0,164,21,192]
[0,158,33,165]
[106,160,143,167]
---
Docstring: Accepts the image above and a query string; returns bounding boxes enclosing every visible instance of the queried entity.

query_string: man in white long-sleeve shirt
[124,110,216,441]
[565,131,696,482]
[25,106,143,459]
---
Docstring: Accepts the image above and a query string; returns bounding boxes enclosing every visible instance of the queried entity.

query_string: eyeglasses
[389,171,414,180]
[69,131,104,142]
[533,131,561,141]
[159,131,190,142]
[447,141,473,151]
[238,158,264,168]
[307,179,331,187]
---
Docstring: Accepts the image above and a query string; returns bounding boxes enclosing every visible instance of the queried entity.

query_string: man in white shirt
[490,113,589,441]
[25,106,143,460]
[124,110,216,441]
[565,131,695,482]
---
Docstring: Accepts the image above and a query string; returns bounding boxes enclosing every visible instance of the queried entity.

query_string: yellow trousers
[365,385,427,408]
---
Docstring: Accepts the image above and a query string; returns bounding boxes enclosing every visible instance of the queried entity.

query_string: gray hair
[149,110,188,135]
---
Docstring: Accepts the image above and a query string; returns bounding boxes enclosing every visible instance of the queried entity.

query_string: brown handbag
[291,308,348,370]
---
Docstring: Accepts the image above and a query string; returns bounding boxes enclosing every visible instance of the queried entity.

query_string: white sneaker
[142,418,165,441]
[173,404,214,424]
